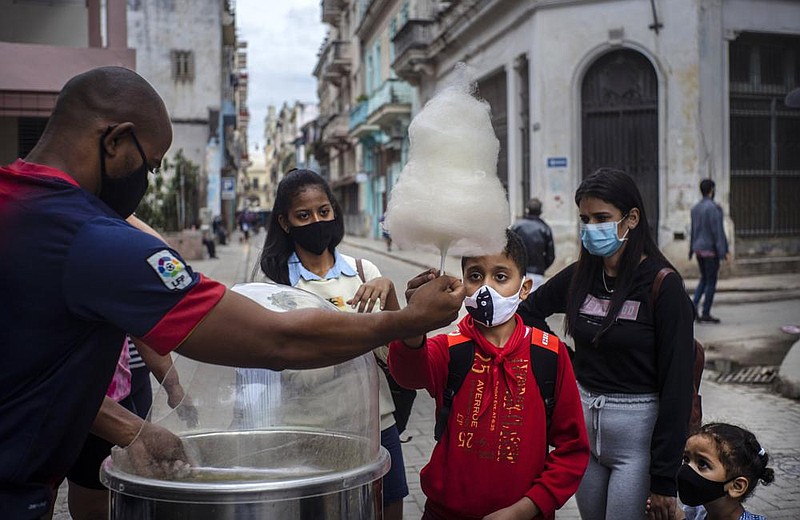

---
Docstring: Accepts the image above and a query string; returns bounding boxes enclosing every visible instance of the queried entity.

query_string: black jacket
[511,216,555,274]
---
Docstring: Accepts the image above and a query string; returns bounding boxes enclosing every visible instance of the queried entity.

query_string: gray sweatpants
[576,383,659,520]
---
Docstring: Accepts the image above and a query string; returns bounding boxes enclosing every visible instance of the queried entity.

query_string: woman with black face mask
[241,168,409,520]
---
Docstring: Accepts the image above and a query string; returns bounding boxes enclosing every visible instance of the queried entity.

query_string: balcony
[323,41,352,85]
[366,79,412,128]
[322,0,346,25]
[349,79,412,138]
[315,40,352,86]
[392,19,435,86]
[348,100,378,137]
[322,113,350,148]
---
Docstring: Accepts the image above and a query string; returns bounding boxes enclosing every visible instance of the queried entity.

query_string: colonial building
[0,0,134,163]
[128,0,247,230]
[391,0,800,274]
[315,0,419,238]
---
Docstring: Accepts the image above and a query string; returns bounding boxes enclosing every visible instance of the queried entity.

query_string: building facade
[129,0,247,231]
[390,0,800,274]
[0,0,134,164]
[315,0,421,238]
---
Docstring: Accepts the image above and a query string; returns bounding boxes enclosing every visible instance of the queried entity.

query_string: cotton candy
[384,69,509,261]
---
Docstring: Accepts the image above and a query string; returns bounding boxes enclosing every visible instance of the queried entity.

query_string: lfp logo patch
[147,250,193,291]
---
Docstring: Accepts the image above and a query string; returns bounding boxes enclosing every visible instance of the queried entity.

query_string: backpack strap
[355,258,366,283]
[651,267,675,310]
[530,327,559,433]
[434,335,474,441]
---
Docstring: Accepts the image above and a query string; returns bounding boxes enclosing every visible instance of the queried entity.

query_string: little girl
[676,422,774,520]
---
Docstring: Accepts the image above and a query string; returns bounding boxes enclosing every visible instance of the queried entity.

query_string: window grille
[171,50,195,82]
[729,33,800,237]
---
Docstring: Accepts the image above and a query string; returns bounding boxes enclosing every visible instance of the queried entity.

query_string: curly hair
[696,422,775,501]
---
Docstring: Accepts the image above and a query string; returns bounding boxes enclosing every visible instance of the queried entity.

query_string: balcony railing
[322,0,346,24]
[393,19,435,58]
[369,79,412,111]
[349,100,369,131]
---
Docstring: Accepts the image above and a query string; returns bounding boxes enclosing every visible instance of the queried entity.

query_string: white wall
[128,0,222,169]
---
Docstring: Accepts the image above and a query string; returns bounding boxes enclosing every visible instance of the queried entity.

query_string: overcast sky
[236,0,326,153]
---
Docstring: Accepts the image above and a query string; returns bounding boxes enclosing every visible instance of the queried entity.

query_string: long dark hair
[258,169,345,284]
[565,168,676,342]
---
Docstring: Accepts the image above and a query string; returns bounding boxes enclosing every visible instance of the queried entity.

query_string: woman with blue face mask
[518,168,695,520]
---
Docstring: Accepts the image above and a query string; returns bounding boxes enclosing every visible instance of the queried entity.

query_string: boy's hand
[482,497,539,520]
[405,268,438,304]
[347,276,396,312]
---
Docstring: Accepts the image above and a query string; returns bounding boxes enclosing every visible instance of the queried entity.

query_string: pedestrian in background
[511,197,555,291]
[518,168,695,520]
[690,178,730,324]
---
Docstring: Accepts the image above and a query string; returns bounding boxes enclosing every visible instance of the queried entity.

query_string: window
[171,50,195,82]
[252,177,259,189]
[729,34,800,237]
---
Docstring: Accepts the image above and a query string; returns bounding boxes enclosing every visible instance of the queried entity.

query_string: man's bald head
[50,67,170,140]
[25,67,173,193]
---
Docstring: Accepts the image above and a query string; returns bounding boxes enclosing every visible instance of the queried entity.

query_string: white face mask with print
[463,281,524,328]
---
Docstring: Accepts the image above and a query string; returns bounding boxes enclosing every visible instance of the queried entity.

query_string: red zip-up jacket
[389,315,589,519]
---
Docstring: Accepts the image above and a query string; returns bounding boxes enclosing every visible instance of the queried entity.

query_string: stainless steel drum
[100,283,387,519]
[100,430,390,519]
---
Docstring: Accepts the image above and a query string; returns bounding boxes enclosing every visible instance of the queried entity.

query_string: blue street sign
[546,157,568,168]
[221,177,236,200]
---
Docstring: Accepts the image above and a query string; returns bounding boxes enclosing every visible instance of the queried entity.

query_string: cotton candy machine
[100,283,388,519]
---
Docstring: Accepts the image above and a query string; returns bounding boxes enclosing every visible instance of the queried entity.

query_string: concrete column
[87,0,102,48]
[505,62,521,221]
[106,0,128,49]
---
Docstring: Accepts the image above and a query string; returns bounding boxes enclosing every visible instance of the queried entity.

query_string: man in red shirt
[0,66,464,518]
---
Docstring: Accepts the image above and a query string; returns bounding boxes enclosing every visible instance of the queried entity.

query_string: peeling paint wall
[413,0,799,273]
[127,0,222,171]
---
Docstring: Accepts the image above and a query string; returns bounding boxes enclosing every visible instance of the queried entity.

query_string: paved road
[52,236,799,519]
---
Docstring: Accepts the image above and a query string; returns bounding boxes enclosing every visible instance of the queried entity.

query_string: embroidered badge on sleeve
[147,250,193,291]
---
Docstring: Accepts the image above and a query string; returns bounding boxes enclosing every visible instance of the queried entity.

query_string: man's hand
[118,421,194,480]
[646,493,678,520]
[347,276,397,312]
[164,383,199,428]
[724,251,731,262]
[403,274,464,334]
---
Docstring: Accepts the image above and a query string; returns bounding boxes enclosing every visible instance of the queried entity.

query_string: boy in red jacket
[389,230,589,520]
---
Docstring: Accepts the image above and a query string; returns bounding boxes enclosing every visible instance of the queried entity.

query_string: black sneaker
[698,315,721,324]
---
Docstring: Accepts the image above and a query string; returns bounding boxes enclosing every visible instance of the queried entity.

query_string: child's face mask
[464,281,524,328]
[677,463,737,506]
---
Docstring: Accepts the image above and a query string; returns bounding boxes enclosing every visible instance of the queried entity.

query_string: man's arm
[544,227,555,271]
[173,275,464,370]
[91,396,144,447]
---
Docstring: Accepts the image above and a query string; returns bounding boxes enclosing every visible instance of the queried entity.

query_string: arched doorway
[581,49,659,235]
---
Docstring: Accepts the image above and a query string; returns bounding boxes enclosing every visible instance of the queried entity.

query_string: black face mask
[677,464,736,506]
[98,127,151,218]
[289,220,337,255]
